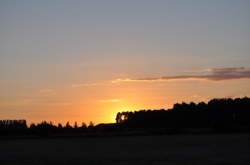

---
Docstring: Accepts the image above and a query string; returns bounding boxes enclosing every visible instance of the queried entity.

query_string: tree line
[115,97,250,130]
[1,97,250,137]
[0,120,95,136]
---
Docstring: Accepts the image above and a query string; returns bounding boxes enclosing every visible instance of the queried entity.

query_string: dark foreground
[0,134,249,165]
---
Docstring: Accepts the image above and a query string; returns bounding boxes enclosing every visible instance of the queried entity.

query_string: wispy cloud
[72,82,108,87]
[0,99,33,106]
[39,89,55,96]
[39,89,54,93]
[98,99,121,103]
[112,67,250,83]
[0,98,72,107]
[71,67,250,87]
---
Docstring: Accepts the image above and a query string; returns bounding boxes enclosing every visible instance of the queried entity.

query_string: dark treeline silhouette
[0,120,27,136]
[0,120,92,137]
[28,121,92,137]
[116,97,250,131]
[1,97,250,137]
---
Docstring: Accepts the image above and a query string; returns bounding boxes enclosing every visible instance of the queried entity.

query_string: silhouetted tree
[74,122,78,129]
[81,122,87,128]
[65,122,72,129]
[88,121,94,128]
[58,123,63,129]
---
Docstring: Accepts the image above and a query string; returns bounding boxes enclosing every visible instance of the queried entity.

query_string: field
[0,134,249,165]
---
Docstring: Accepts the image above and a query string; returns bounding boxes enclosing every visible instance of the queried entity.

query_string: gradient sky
[1,0,250,125]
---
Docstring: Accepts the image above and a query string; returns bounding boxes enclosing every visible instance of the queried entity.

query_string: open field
[0,134,249,165]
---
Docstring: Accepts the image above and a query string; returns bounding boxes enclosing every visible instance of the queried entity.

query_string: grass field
[0,134,249,165]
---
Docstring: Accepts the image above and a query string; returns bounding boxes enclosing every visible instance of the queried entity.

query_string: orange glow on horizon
[2,77,250,126]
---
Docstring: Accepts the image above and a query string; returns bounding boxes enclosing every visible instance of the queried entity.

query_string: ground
[0,134,249,165]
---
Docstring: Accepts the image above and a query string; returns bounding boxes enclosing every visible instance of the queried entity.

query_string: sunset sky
[1,0,250,125]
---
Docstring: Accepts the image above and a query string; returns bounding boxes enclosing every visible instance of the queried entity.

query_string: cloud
[0,99,33,106]
[39,89,55,96]
[39,89,54,94]
[72,82,109,87]
[112,67,250,83]
[99,99,121,103]
[72,83,98,87]
[0,98,73,107]
[39,89,54,93]
[71,67,250,87]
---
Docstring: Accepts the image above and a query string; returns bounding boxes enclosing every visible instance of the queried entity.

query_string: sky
[1,0,250,125]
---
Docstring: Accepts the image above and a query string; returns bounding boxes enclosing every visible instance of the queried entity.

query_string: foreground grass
[0,133,249,165]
